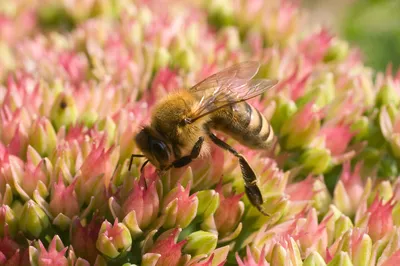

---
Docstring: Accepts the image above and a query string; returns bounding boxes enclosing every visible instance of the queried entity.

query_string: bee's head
[135,127,171,170]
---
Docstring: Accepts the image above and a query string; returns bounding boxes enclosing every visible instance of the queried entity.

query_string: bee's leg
[208,132,269,216]
[168,137,205,169]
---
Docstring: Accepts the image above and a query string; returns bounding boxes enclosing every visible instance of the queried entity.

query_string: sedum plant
[0,0,400,265]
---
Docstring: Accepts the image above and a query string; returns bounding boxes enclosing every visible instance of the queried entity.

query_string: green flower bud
[334,215,353,240]
[352,234,372,266]
[392,202,400,226]
[376,84,400,107]
[270,95,297,133]
[206,0,234,28]
[185,23,200,48]
[122,210,143,240]
[173,47,196,72]
[142,253,161,266]
[312,177,332,214]
[98,116,116,145]
[50,92,78,130]
[219,27,240,51]
[28,117,57,157]
[153,47,171,71]
[79,109,98,128]
[300,148,331,175]
[91,0,114,18]
[162,184,198,229]
[257,49,280,79]
[19,200,50,238]
[389,133,400,158]
[270,239,302,266]
[324,38,349,62]
[297,72,335,108]
[96,220,132,259]
[0,42,15,72]
[196,190,220,218]
[137,6,153,27]
[281,103,321,150]
[0,205,17,237]
[351,116,369,141]
[271,244,287,266]
[127,22,143,46]
[303,251,327,266]
[333,181,353,217]
[183,231,217,256]
[327,251,353,266]
[37,3,74,30]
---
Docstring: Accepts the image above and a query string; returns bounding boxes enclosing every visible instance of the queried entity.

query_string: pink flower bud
[298,29,333,64]
[367,196,395,242]
[236,246,269,266]
[214,182,244,238]
[122,176,159,229]
[71,217,102,264]
[37,237,68,266]
[319,124,354,156]
[49,178,79,218]
[148,228,187,266]
[162,183,198,228]
[58,51,88,85]
[0,228,29,265]
[19,159,47,197]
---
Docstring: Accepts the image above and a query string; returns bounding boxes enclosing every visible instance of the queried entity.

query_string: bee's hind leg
[208,132,269,216]
[167,137,205,169]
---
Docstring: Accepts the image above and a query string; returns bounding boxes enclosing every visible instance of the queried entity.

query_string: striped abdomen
[208,102,274,150]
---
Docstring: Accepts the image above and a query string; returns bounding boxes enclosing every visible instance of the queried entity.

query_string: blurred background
[302,0,400,73]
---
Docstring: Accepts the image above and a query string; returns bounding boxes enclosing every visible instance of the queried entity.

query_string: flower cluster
[0,0,400,265]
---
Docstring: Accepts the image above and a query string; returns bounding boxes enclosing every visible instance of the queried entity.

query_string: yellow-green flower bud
[352,234,372,266]
[334,215,353,240]
[183,230,217,256]
[376,84,400,107]
[327,251,353,266]
[19,200,50,238]
[351,116,369,141]
[300,148,331,175]
[0,205,17,237]
[96,220,132,259]
[173,47,196,73]
[324,39,349,62]
[153,47,171,71]
[79,109,98,128]
[50,92,78,130]
[303,251,327,266]
[98,116,116,145]
[389,133,400,159]
[281,103,321,150]
[196,190,220,218]
[270,95,297,133]
[28,117,57,157]
[297,72,335,108]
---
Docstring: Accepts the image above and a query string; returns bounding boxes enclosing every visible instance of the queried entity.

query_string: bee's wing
[186,62,278,122]
[189,61,261,94]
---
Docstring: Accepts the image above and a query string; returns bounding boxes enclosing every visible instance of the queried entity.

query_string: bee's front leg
[166,137,205,169]
[208,132,269,216]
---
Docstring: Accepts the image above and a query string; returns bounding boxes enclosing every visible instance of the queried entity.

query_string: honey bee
[131,61,278,215]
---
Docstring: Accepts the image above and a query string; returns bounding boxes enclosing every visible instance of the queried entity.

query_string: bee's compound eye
[151,140,169,163]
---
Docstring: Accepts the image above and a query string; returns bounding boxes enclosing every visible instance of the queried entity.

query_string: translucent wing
[186,62,278,123]
[189,61,261,94]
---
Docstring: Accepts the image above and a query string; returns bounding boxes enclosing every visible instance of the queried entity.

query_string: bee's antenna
[140,159,150,190]
[140,159,150,173]
[129,154,145,171]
